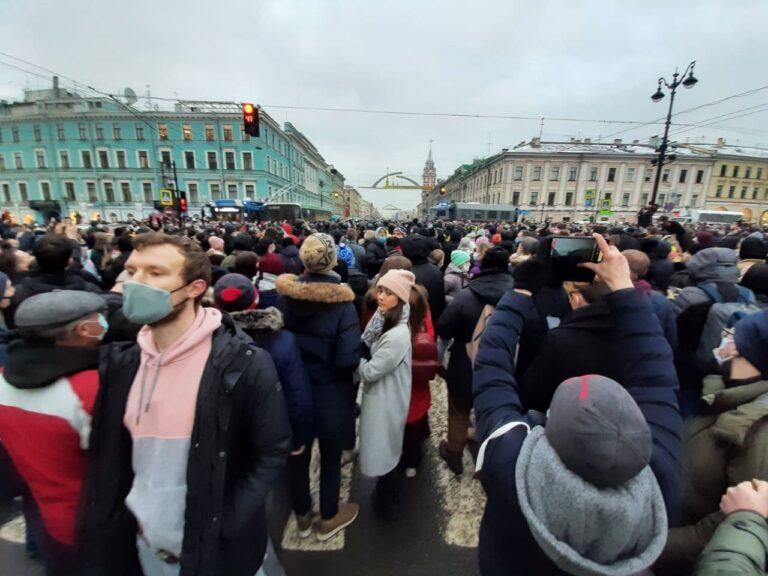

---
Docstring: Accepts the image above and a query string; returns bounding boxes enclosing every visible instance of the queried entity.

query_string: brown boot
[439,440,464,476]
[295,511,313,539]
[316,502,359,541]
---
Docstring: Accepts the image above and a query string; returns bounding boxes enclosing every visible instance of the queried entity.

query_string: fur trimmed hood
[230,307,284,336]
[275,273,355,304]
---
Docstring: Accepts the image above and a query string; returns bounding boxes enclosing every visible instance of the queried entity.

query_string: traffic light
[179,191,188,213]
[440,185,447,195]
[242,103,260,137]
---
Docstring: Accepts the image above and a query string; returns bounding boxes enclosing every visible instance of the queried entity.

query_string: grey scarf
[362,304,410,349]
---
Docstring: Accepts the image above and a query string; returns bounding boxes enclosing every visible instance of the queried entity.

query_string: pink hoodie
[123,307,222,556]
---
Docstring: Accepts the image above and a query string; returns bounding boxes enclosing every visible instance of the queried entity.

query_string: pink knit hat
[475,236,490,246]
[377,269,415,304]
[208,236,225,252]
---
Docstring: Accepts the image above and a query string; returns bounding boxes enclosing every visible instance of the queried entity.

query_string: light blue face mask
[122,281,188,325]
[83,313,109,341]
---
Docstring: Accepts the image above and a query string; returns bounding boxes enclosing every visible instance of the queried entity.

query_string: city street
[0,379,482,576]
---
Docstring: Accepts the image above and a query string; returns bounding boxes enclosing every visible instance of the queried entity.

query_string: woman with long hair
[359,269,415,518]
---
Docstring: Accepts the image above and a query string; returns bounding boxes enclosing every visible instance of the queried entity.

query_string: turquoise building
[0,78,339,223]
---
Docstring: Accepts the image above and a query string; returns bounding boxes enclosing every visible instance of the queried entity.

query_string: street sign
[159,188,174,207]
[599,210,614,216]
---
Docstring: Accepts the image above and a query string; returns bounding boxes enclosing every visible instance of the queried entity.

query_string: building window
[160,151,172,166]
[720,165,727,177]
[64,182,76,201]
[716,185,723,198]
[753,186,760,200]
[696,169,704,184]
[662,169,670,182]
[33,125,41,142]
[59,151,70,169]
[86,182,97,203]
[158,124,168,140]
[98,150,110,169]
[0,155,4,171]
[550,167,560,181]
[679,169,687,183]
[136,125,145,141]
[12,127,19,143]
[14,153,23,170]
[513,166,524,180]
[568,167,577,181]
[241,128,250,142]
[530,191,539,205]
[589,167,598,181]
[185,151,195,169]
[244,184,254,198]
[733,166,740,178]
[210,183,221,200]
[113,124,122,140]
[225,151,235,170]
[103,182,115,203]
[625,168,635,181]
[227,184,238,199]
[116,151,127,169]
[35,150,46,169]
[0,128,3,144]
[40,182,51,201]
[657,193,666,205]
[741,186,748,199]
[640,192,649,206]
[242,152,253,171]
[95,124,104,140]
[1,183,9,203]
[565,191,573,206]
[644,168,653,182]
[121,182,132,202]
[547,191,556,206]
[607,167,616,182]
[622,193,630,207]
[182,124,192,141]
[728,185,735,198]
[142,182,153,203]
[223,125,233,142]
[758,168,763,180]
[205,125,215,141]
[266,156,272,174]
[187,183,199,203]
[137,151,149,169]
[512,191,520,205]
[746,167,752,179]
[78,123,87,140]
[692,194,699,206]
[533,166,542,181]
[81,151,92,169]
[57,124,65,141]
[207,152,218,170]
[18,182,28,202]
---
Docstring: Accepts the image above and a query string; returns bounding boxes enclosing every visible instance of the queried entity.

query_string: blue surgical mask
[83,313,109,341]
[377,236,387,245]
[122,281,189,325]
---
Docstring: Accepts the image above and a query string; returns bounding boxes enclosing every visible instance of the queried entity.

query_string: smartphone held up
[549,236,603,282]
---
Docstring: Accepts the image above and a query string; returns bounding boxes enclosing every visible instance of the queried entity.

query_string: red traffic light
[179,191,188,213]
[242,102,260,137]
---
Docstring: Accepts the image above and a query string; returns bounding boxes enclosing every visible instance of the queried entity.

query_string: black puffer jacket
[79,315,292,576]
[402,235,447,323]
[364,239,387,278]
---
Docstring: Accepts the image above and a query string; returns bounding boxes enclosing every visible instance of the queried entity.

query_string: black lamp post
[649,61,698,207]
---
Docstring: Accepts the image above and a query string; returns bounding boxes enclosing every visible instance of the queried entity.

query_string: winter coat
[441,240,459,272]
[443,265,469,304]
[694,511,768,576]
[521,301,626,412]
[275,273,361,441]
[437,270,515,404]
[738,258,764,281]
[348,242,366,276]
[472,289,682,575]
[634,280,678,351]
[409,310,436,424]
[402,235,447,323]
[231,307,314,448]
[364,239,387,278]
[359,316,412,477]
[78,314,292,576]
[279,245,304,275]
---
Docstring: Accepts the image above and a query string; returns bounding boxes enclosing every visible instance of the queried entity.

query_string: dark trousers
[24,498,80,576]
[446,391,472,453]
[372,466,402,517]
[401,416,430,469]
[287,435,344,520]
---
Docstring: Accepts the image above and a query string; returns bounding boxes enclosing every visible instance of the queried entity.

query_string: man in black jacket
[79,233,291,576]
[436,247,513,474]
[402,234,446,323]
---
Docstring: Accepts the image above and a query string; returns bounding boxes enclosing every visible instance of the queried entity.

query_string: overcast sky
[2,0,768,210]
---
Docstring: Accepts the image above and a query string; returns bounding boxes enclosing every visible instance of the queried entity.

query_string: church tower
[422,142,436,191]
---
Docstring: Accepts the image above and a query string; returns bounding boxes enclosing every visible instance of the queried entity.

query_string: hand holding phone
[548,236,603,282]
[578,234,633,292]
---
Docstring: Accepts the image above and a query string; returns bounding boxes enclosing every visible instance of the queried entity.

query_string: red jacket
[408,309,437,423]
[0,368,98,545]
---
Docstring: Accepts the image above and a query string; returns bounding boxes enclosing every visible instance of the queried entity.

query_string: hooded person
[363,227,389,278]
[741,262,768,303]
[443,249,470,304]
[401,235,446,323]
[641,238,675,292]
[256,251,285,310]
[473,236,680,576]
[279,236,304,275]
[0,290,107,574]
[358,269,414,517]
[221,232,255,271]
[275,233,362,540]
[737,235,767,280]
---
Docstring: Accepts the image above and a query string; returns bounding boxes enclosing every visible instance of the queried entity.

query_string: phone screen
[549,236,602,282]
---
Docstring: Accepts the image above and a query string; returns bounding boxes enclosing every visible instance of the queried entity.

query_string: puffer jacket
[279,245,304,275]
[230,307,314,448]
[693,511,768,576]
[79,314,292,576]
[364,239,387,278]
[443,265,469,303]
[402,235,446,323]
[275,273,361,441]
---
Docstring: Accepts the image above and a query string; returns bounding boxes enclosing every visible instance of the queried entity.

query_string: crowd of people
[0,211,767,576]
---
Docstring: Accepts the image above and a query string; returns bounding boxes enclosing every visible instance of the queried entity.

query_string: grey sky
[2,0,768,210]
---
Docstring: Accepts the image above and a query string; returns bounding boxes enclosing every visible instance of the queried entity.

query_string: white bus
[672,210,744,225]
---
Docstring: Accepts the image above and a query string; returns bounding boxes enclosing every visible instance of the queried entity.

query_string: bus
[672,210,745,225]
[428,201,519,222]
[205,200,332,224]
[263,203,332,223]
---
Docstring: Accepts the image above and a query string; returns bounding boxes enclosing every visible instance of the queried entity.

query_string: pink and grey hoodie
[123,307,222,556]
